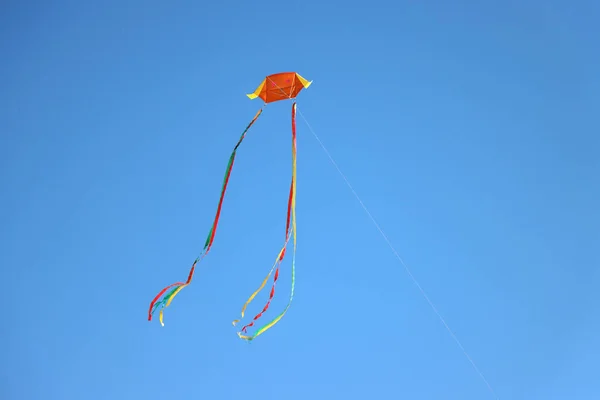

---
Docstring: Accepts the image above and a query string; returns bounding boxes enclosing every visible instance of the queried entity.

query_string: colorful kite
[148,72,312,341]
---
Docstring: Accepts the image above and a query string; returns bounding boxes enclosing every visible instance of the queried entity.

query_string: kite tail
[232,179,294,330]
[148,107,263,325]
[236,102,298,341]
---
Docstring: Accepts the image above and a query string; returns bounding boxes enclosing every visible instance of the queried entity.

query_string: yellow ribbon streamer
[235,102,298,340]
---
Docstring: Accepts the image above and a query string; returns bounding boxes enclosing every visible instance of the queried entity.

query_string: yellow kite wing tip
[247,80,266,100]
[295,73,313,89]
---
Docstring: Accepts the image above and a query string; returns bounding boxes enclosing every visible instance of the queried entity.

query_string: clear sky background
[1,1,599,399]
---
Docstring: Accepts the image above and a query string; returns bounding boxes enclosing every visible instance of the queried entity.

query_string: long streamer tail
[233,102,298,341]
[232,179,293,331]
[148,107,264,325]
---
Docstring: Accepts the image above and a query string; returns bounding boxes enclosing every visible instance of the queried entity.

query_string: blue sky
[1,1,599,399]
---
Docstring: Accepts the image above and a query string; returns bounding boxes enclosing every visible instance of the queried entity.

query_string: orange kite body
[247,72,312,104]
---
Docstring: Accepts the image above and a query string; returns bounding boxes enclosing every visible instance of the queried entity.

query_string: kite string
[295,106,498,400]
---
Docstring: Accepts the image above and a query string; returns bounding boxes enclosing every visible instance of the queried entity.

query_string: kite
[148,72,312,342]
